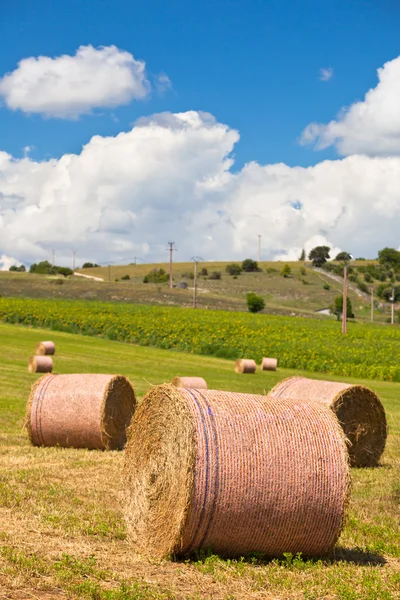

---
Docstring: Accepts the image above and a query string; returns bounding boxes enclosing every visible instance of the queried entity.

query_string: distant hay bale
[35,341,56,355]
[123,384,350,558]
[28,355,53,373]
[235,359,256,374]
[261,357,278,371]
[26,374,136,450]
[172,376,208,389]
[269,377,387,467]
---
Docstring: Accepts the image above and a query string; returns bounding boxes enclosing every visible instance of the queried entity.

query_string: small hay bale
[35,341,56,355]
[269,376,387,467]
[234,359,256,374]
[26,374,136,450]
[28,355,53,373]
[172,376,208,389]
[261,357,278,371]
[123,384,350,558]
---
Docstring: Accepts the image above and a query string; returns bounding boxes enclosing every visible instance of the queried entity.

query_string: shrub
[242,259,259,272]
[330,296,354,320]
[200,267,208,276]
[364,273,372,283]
[323,283,330,290]
[226,263,242,276]
[57,267,73,277]
[357,281,369,293]
[208,271,221,280]
[182,272,195,280]
[267,267,278,274]
[143,268,169,284]
[246,293,265,313]
[9,265,26,272]
[300,267,307,276]
[121,274,130,281]
[82,262,100,269]
[281,264,291,278]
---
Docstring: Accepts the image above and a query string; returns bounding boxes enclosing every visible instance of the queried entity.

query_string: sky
[1,0,400,268]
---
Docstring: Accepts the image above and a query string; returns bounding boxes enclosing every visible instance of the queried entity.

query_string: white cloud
[302,55,400,156]
[155,73,172,94]
[0,254,20,271]
[0,45,152,119]
[1,110,400,267]
[319,67,333,82]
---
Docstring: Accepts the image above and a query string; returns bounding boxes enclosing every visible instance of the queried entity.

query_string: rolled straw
[28,355,53,373]
[124,384,350,558]
[261,357,278,371]
[269,376,387,467]
[26,374,136,450]
[35,341,56,355]
[235,359,256,374]
[172,376,208,389]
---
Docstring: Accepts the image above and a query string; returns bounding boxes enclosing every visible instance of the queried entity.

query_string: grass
[0,321,399,599]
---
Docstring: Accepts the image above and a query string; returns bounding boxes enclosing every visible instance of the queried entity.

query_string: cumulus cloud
[0,254,20,271]
[319,67,333,82]
[0,45,151,118]
[302,55,400,156]
[2,110,400,267]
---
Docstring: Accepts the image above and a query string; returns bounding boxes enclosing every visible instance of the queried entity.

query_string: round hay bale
[123,384,350,558]
[269,377,387,467]
[26,374,136,450]
[234,359,256,374]
[28,355,53,373]
[35,341,56,355]
[172,376,208,389]
[261,357,278,371]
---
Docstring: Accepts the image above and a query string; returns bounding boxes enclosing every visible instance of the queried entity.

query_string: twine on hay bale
[28,355,53,373]
[172,376,208,389]
[269,377,387,468]
[235,359,256,374]
[35,341,56,355]
[123,384,350,558]
[261,357,278,371]
[26,374,136,450]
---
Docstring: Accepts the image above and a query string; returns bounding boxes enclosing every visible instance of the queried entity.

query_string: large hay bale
[124,384,350,558]
[261,357,278,371]
[35,341,56,355]
[269,377,387,467]
[234,359,256,373]
[26,374,136,450]
[28,355,53,373]
[172,376,207,389]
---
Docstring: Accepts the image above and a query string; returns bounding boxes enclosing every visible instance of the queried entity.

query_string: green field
[0,321,399,599]
[1,296,400,381]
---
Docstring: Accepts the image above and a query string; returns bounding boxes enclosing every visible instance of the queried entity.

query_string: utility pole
[391,288,395,325]
[71,249,77,271]
[258,235,261,263]
[371,287,374,322]
[167,242,176,289]
[342,264,348,334]
[191,256,203,309]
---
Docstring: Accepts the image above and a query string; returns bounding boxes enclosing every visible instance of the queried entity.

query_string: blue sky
[1,0,399,168]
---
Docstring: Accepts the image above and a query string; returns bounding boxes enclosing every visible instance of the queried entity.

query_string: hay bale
[124,384,350,558]
[28,355,53,373]
[269,377,387,467]
[261,357,278,371]
[235,359,256,374]
[35,341,56,355]
[26,374,136,450]
[172,376,207,389]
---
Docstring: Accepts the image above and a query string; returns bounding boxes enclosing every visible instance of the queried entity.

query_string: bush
[266,267,278,274]
[246,293,265,313]
[200,267,208,276]
[143,268,169,284]
[323,283,330,290]
[242,259,259,272]
[182,272,195,280]
[330,296,354,320]
[300,267,307,276]
[357,281,369,293]
[57,267,73,277]
[364,273,372,283]
[281,264,291,278]
[82,262,100,269]
[121,274,130,281]
[9,265,26,272]
[208,271,221,280]
[226,263,242,276]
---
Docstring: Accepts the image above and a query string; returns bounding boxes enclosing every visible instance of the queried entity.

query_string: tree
[246,292,265,313]
[378,247,400,271]
[57,267,73,277]
[82,262,100,269]
[331,295,354,321]
[299,249,306,261]
[208,271,221,280]
[308,246,330,268]
[281,264,291,278]
[335,251,352,262]
[143,268,169,283]
[9,264,26,272]
[242,258,259,272]
[226,263,242,276]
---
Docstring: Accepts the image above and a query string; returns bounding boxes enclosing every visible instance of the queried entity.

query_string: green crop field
[0,322,399,599]
[2,296,400,381]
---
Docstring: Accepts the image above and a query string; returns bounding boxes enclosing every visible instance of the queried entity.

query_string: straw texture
[35,341,56,355]
[270,377,387,467]
[124,384,350,558]
[28,355,53,373]
[261,357,278,371]
[26,374,136,450]
[234,359,256,373]
[172,376,208,389]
